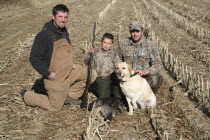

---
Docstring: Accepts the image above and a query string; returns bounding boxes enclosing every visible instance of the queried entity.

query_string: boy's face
[102,38,113,51]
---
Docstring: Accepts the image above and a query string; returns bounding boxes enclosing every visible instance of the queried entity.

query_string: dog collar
[120,73,138,85]
[130,72,138,78]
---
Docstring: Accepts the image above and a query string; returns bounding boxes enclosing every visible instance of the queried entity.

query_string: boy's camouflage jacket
[84,49,121,77]
[118,36,162,74]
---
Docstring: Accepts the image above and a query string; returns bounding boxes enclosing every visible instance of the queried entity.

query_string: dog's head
[115,62,134,81]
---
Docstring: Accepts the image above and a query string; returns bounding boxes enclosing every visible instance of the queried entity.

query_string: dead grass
[0,0,32,8]
[0,0,210,139]
[0,0,69,9]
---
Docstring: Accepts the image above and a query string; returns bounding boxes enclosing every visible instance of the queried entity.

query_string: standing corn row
[142,0,209,68]
[99,0,118,22]
[152,31,209,111]
[149,0,209,41]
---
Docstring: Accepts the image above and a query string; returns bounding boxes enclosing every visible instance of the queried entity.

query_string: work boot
[64,96,81,105]
[20,89,27,97]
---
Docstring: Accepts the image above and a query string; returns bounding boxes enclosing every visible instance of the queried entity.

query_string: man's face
[102,38,113,51]
[52,11,69,28]
[130,30,143,43]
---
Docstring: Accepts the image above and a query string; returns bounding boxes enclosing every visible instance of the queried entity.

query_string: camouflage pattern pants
[143,73,163,93]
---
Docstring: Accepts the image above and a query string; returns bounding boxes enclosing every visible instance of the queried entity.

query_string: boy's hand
[89,48,94,53]
[72,64,77,69]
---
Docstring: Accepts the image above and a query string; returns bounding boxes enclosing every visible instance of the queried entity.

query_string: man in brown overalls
[20,4,97,111]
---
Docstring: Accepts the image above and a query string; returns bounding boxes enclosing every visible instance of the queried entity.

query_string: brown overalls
[24,31,97,111]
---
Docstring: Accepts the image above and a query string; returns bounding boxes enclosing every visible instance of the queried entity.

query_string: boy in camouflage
[85,33,122,100]
[118,21,163,93]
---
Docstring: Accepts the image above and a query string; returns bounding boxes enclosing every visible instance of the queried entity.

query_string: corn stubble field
[0,0,209,139]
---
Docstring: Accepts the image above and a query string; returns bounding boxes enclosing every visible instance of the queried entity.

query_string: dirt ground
[0,0,209,139]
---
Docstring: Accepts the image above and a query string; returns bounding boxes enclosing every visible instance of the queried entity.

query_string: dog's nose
[117,73,121,76]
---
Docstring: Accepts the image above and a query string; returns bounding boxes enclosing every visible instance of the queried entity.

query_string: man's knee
[152,74,163,86]
[146,74,163,93]
[23,91,64,111]
[47,96,65,111]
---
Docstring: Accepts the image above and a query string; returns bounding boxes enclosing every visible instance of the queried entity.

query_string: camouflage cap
[129,20,142,31]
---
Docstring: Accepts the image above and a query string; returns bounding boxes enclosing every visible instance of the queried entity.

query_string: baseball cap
[129,20,142,31]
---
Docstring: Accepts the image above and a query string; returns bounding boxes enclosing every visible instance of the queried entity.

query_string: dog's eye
[116,67,119,69]
[122,67,125,69]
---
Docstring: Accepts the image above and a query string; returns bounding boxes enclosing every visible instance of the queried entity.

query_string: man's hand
[134,70,150,76]
[48,72,56,80]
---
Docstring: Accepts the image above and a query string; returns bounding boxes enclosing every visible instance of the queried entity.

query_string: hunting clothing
[118,36,163,92]
[23,20,97,111]
[84,49,122,99]
[85,48,121,78]
[118,36,162,74]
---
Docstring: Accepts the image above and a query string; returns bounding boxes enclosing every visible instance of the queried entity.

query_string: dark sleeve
[65,31,71,44]
[29,31,51,77]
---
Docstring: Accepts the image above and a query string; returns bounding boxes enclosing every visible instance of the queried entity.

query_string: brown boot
[20,89,27,97]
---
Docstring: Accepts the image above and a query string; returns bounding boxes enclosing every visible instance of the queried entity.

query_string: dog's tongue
[117,75,123,80]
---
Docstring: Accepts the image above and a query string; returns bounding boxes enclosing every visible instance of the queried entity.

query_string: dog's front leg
[126,97,134,115]
[132,91,143,110]
[131,98,138,110]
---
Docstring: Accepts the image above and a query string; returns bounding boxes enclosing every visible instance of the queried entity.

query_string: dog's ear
[128,65,132,74]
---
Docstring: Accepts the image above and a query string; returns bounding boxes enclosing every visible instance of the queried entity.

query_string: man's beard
[132,37,141,43]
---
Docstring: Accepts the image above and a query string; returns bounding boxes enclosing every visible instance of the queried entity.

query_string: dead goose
[88,98,124,122]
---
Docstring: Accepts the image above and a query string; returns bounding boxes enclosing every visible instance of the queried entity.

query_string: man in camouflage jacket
[118,21,163,93]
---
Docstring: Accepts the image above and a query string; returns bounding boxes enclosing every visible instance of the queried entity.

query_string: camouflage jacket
[84,49,121,77]
[118,36,162,74]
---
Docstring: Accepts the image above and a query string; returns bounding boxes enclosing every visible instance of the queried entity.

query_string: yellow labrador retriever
[115,62,156,115]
